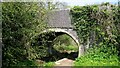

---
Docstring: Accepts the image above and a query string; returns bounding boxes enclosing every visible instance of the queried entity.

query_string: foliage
[71,2,120,56]
[13,60,38,66]
[74,44,119,66]
[53,34,78,52]
[2,2,47,66]
[2,2,69,66]
[54,44,78,52]
[12,60,54,67]
[43,62,54,67]
[71,2,120,66]
[71,5,96,43]
[2,1,120,67]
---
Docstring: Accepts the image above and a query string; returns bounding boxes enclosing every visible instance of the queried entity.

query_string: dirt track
[54,58,74,68]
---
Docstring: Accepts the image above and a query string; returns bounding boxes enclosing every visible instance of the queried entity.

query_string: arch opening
[42,28,79,46]
[52,34,79,60]
[37,29,79,62]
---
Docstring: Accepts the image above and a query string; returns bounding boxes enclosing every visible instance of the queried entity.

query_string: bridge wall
[44,9,85,57]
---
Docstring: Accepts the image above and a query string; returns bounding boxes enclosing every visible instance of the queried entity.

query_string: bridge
[40,9,85,57]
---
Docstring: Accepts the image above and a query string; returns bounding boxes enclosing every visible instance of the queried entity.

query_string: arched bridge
[40,9,84,57]
[42,28,79,46]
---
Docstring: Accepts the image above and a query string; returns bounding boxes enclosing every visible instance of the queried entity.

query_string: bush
[74,43,119,66]
[71,3,120,66]
[2,2,47,66]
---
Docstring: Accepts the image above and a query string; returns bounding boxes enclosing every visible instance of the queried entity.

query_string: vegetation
[43,62,54,67]
[74,45,119,66]
[2,2,47,66]
[14,60,38,66]
[2,1,120,67]
[2,2,69,66]
[71,2,120,66]
[53,34,78,52]
[14,60,54,67]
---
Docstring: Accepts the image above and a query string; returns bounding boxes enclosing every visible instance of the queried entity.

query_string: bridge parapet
[47,9,73,28]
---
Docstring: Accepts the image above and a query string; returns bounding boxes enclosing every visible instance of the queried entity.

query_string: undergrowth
[74,44,120,66]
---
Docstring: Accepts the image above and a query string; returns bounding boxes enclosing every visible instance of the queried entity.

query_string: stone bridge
[40,9,84,57]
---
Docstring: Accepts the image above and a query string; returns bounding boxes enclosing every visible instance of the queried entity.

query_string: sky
[54,0,119,6]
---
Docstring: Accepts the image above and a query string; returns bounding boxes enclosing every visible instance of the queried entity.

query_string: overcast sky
[55,0,118,6]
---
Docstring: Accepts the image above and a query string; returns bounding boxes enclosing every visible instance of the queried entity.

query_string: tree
[2,2,47,66]
[2,2,69,66]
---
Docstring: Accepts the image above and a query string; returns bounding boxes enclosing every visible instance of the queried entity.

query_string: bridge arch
[41,28,79,46]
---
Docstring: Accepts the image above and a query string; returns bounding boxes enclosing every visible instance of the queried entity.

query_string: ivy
[71,3,120,57]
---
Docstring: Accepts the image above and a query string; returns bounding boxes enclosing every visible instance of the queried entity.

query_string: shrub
[71,3,120,66]
[2,2,47,66]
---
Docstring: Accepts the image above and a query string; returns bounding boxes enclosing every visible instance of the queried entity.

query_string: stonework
[42,9,84,57]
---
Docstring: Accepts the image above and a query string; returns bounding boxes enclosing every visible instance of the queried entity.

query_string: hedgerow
[71,2,120,66]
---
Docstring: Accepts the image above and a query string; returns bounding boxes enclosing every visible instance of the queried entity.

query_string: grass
[73,45,120,67]
[54,44,78,52]
[43,62,55,66]
[74,59,119,66]
[74,53,120,66]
